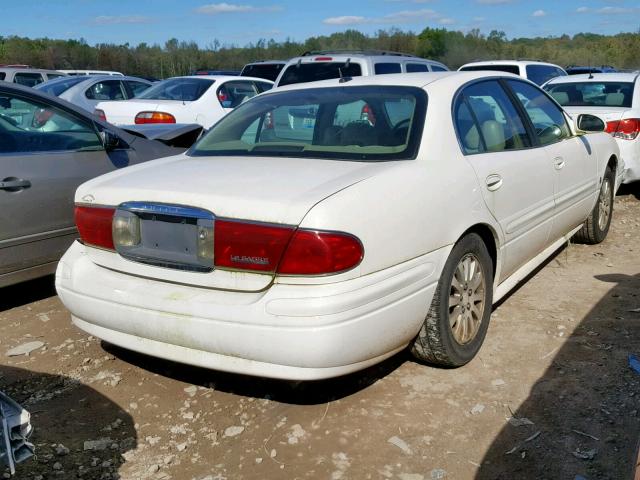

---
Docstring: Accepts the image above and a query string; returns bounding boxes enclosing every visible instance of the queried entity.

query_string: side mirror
[576,114,606,133]
[99,130,121,151]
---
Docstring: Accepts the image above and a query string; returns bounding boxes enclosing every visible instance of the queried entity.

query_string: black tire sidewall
[592,167,614,243]
[434,233,494,365]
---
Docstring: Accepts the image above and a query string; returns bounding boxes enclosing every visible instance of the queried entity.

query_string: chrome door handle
[554,157,565,170]
[485,174,503,191]
[0,177,31,192]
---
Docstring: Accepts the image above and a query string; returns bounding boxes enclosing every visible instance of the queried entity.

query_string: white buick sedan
[56,72,620,380]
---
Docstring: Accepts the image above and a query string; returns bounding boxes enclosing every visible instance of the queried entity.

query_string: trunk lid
[76,154,389,291]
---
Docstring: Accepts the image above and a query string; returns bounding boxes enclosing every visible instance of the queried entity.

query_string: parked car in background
[0,82,190,288]
[458,60,566,85]
[35,75,152,113]
[58,70,124,76]
[544,72,639,183]
[0,68,66,87]
[56,72,619,381]
[273,50,448,87]
[95,75,273,128]
[566,65,617,75]
[190,70,240,76]
[240,60,287,82]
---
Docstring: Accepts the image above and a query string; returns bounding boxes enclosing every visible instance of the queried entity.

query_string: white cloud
[577,5,638,14]
[92,15,152,25]
[195,3,282,14]
[323,8,444,26]
[576,6,590,13]
[323,15,369,25]
[532,9,546,17]
[438,17,456,25]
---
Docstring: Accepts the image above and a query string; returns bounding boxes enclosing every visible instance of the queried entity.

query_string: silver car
[35,75,152,113]
[0,82,188,287]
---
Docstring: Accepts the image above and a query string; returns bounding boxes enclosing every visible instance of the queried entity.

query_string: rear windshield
[525,65,566,85]
[137,77,214,101]
[241,64,284,82]
[189,86,426,162]
[278,62,363,87]
[544,81,634,108]
[460,65,520,75]
[35,76,86,96]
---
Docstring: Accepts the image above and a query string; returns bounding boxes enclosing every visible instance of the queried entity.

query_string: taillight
[213,219,363,275]
[278,230,363,275]
[214,219,295,272]
[94,109,107,121]
[361,104,376,126]
[135,111,176,124]
[315,57,333,61]
[606,118,640,140]
[217,90,228,103]
[75,206,115,250]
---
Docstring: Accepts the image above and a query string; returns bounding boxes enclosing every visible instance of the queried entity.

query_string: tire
[411,233,493,367]
[573,166,614,245]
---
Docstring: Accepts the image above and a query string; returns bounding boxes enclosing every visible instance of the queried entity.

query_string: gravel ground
[1,188,640,480]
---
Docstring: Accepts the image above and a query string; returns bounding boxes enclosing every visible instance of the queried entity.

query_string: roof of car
[0,67,67,74]
[545,72,640,84]
[285,51,446,65]
[460,60,563,68]
[243,60,288,65]
[267,70,521,93]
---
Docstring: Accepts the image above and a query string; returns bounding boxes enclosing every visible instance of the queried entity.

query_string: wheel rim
[449,253,486,345]
[597,177,612,231]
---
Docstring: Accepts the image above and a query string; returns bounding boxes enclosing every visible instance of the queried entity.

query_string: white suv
[458,60,567,85]
[273,50,448,87]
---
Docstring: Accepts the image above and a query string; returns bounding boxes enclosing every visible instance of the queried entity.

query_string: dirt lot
[2,189,640,480]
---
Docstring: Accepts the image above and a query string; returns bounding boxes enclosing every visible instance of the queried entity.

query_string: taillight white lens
[197,224,215,261]
[613,118,640,140]
[112,214,141,248]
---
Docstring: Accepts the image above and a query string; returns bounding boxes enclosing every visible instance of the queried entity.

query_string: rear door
[0,88,129,278]
[454,79,556,280]
[506,79,598,238]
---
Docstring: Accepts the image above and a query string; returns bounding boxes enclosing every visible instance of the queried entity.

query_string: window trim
[451,77,537,156]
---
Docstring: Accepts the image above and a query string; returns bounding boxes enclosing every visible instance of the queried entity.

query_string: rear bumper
[619,139,640,184]
[56,241,443,380]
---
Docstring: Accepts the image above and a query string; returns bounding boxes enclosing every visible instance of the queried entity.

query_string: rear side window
[374,63,401,75]
[0,73,5,81]
[85,80,126,100]
[454,80,531,154]
[459,65,520,76]
[35,76,86,96]
[125,80,150,97]
[241,64,284,82]
[431,65,448,72]
[255,81,272,93]
[278,62,362,87]
[406,63,429,73]
[46,73,65,80]
[137,78,214,101]
[13,73,45,87]
[217,81,258,108]
[525,65,564,86]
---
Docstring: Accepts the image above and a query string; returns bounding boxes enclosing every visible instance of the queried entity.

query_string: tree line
[0,28,638,78]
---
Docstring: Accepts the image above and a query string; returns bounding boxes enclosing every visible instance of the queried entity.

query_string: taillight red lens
[605,120,619,134]
[314,57,333,61]
[75,206,115,250]
[615,118,640,140]
[361,104,376,126]
[214,220,295,272]
[134,111,176,124]
[94,109,107,121]
[278,230,363,275]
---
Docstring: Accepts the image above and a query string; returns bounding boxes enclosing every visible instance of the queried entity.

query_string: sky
[2,0,639,47]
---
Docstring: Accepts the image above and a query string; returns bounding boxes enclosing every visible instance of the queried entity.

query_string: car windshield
[136,77,214,101]
[35,76,87,96]
[460,65,520,75]
[189,85,426,162]
[278,62,363,86]
[545,81,634,108]
[241,64,284,82]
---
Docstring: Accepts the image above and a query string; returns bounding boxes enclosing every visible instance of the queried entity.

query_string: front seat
[481,120,506,152]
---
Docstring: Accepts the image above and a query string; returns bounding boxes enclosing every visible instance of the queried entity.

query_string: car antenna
[588,57,594,79]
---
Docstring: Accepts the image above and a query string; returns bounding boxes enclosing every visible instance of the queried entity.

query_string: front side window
[13,73,45,87]
[278,62,363,87]
[507,80,570,145]
[0,92,102,154]
[544,81,635,108]
[455,80,531,154]
[46,73,65,80]
[525,65,564,86]
[374,63,401,75]
[85,80,126,100]
[217,81,258,108]
[137,78,214,101]
[190,86,427,162]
